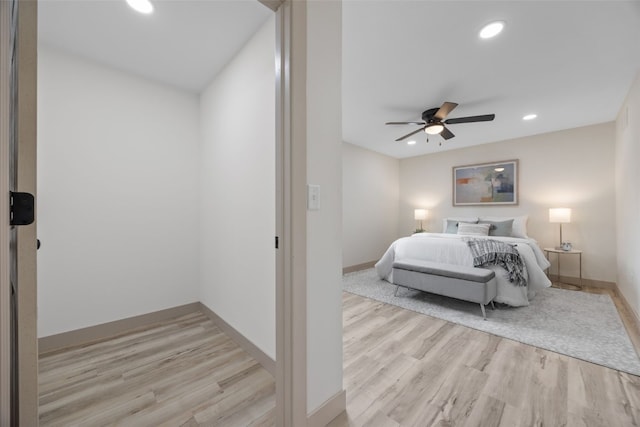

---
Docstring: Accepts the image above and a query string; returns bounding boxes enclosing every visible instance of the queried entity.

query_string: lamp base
[554,242,572,251]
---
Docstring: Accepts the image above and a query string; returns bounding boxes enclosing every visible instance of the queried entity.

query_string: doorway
[2,0,295,424]
[2,1,348,425]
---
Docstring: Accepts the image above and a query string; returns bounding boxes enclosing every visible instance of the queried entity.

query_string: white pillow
[457,222,491,236]
[478,215,528,238]
[441,217,479,233]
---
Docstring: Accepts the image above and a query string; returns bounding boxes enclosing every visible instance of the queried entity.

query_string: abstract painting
[453,160,518,206]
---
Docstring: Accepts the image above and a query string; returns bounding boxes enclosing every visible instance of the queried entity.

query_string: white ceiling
[38,0,272,92]
[38,1,640,159]
[343,1,640,158]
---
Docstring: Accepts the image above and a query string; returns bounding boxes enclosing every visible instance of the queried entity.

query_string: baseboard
[198,302,276,376]
[548,274,616,290]
[307,389,346,427]
[38,302,201,355]
[343,261,376,274]
[615,284,640,352]
[618,289,640,324]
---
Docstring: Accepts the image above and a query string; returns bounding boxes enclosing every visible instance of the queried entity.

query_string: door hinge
[275,236,279,249]
[9,191,35,226]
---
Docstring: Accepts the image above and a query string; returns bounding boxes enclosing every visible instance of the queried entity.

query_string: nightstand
[543,248,583,290]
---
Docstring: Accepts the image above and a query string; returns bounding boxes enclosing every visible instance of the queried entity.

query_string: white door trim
[275,1,308,425]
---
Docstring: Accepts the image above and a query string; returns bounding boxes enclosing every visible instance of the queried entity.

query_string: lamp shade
[414,209,427,220]
[549,208,571,223]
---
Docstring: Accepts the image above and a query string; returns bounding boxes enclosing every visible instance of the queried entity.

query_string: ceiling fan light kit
[479,21,505,39]
[385,101,495,143]
[126,0,154,14]
[425,123,444,135]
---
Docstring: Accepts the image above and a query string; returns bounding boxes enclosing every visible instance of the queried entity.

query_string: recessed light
[126,0,154,14]
[523,114,537,121]
[479,21,505,39]
[407,140,417,145]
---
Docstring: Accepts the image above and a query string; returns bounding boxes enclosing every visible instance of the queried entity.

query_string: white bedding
[375,233,552,307]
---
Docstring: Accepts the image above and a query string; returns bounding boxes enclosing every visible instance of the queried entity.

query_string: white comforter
[375,233,552,307]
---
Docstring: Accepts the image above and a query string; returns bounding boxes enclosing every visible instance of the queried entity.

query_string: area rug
[343,268,640,376]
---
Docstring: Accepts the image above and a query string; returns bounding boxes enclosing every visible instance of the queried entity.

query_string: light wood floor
[39,285,640,427]
[38,311,275,426]
[330,289,640,427]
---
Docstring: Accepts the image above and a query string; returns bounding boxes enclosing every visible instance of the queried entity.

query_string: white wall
[399,123,617,283]
[199,17,276,359]
[616,71,640,317]
[342,142,400,267]
[37,45,201,337]
[38,12,346,418]
[305,0,344,412]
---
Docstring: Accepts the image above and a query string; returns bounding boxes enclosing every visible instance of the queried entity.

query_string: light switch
[307,184,320,210]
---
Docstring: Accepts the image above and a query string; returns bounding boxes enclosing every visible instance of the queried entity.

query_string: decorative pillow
[444,219,478,234]
[478,219,514,237]
[442,217,479,233]
[457,222,491,236]
[478,215,528,238]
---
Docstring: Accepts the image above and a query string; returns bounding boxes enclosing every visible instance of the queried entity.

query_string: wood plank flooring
[330,290,640,427]
[40,284,640,427]
[38,311,275,426]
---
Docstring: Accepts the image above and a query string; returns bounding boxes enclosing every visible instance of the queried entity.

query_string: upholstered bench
[392,258,497,320]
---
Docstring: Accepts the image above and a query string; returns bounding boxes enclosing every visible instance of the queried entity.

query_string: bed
[375,216,551,307]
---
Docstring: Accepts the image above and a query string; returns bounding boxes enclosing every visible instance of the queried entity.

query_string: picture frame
[453,159,518,206]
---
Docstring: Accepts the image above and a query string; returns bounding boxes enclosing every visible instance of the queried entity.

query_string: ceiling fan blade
[440,127,455,140]
[434,102,459,120]
[385,121,426,125]
[445,114,495,125]
[395,127,426,142]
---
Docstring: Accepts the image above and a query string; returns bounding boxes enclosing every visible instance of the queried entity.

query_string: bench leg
[490,301,496,310]
[480,303,487,320]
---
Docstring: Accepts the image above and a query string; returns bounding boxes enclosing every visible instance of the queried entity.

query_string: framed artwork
[453,159,518,206]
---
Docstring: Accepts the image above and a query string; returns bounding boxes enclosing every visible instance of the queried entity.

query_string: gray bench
[392,258,497,320]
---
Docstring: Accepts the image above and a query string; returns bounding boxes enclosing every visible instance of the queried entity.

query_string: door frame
[0,0,38,425]
[2,1,307,425]
[269,0,308,425]
[0,1,15,423]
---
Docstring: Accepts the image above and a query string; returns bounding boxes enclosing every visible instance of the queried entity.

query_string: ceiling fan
[385,102,495,142]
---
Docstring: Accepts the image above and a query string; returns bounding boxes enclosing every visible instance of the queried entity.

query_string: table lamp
[414,209,427,233]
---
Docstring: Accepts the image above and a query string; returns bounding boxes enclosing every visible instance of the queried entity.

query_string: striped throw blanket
[464,238,527,287]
